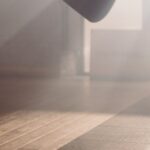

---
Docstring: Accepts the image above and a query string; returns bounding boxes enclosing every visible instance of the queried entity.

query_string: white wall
[84,0,143,73]
[89,1,150,80]
[87,0,143,30]
[0,0,83,77]
[65,5,84,75]
[0,0,58,46]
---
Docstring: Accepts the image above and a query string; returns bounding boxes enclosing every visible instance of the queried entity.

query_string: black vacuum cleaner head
[63,0,115,22]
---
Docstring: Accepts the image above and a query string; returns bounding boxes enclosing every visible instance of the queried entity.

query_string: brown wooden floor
[60,96,150,150]
[0,77,150,150]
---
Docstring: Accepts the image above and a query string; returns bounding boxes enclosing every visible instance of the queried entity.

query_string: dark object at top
[63,0,115,22]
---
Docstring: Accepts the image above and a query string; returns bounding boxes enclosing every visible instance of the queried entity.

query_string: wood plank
[38,114,110,150]
[0,78,150,150]
[0,112,87,150]
[0,112,66,145]
[0,81,79,135]
[59,97,150,150]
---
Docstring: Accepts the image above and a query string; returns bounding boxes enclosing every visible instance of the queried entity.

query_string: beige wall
[0,0,83,77]
[90,1,150,80]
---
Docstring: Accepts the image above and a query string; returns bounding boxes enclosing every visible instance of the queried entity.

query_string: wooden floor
[0,77,150,150]
[60,95,150,150]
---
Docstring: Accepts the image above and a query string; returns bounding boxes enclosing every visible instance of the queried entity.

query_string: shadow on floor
[0,76,150,117]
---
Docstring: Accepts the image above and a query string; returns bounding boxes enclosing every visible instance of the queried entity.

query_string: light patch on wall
[84,0,143,73]
[85,0,143,30]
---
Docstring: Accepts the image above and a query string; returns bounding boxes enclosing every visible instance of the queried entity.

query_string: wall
[0,0,83,77]
[65,5,84,75]
[89,0,150,80]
